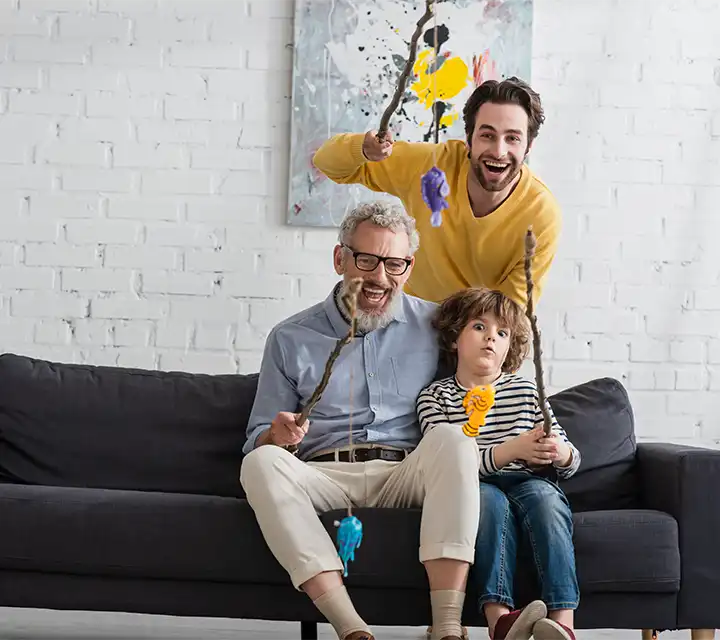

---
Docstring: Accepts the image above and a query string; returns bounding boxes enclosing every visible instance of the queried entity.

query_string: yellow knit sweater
[313,133,562,307]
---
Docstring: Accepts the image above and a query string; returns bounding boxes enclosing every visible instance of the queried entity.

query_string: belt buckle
[347,447,373,463]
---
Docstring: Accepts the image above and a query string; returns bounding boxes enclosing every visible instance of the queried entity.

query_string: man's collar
[323,281,407,337]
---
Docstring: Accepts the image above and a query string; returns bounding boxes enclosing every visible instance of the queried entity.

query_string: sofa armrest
[636,442,720,629]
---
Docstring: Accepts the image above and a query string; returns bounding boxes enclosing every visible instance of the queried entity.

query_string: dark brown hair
[432,288,530,374]
[463,76,545,148]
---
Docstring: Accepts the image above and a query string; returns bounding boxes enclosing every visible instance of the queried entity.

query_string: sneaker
[532,618,576,640]
[491,600,547,640]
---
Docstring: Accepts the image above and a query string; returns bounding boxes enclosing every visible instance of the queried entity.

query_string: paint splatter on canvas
[287,0,533,227]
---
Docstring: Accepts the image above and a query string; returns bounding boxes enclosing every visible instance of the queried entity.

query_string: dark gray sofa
[0,352,718,637]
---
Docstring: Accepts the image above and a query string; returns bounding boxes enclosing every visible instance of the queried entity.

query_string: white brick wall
[0,0,718,448]
[527,0,720,448]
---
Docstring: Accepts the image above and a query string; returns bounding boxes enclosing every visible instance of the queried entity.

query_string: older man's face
[333,221,414,320]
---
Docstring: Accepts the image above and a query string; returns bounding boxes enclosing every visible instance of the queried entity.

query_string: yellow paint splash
[410,48,471,128]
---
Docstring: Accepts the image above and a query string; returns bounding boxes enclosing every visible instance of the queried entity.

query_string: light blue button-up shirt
[243,284,440,461]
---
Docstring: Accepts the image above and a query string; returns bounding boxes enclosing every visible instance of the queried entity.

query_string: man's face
[467,102,531,192]
[333,221,414,330]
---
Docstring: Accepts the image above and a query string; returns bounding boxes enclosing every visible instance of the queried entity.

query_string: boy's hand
[543,433,573,468]
[267,411,309,447]
[362,129,394,161]
[511,426,558,465]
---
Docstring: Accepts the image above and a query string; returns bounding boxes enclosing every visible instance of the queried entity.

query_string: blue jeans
[472,472,579,611]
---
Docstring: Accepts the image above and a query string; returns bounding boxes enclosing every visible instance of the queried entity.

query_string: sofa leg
[301,621,318,640]
[690,631,715,640]
[641,631,658,640]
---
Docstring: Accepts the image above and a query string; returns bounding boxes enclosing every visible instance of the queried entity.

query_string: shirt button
[371,406,377,412]
[368,372,374,377]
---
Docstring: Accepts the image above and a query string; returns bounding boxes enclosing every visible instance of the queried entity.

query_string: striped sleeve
[478,445,500,477]
[534,393,581,479]
[416,385,450,436]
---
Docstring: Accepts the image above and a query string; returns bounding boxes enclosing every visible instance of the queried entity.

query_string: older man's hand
[268,411,309,447]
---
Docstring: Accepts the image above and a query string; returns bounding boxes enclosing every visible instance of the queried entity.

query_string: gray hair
[338,201,420,256]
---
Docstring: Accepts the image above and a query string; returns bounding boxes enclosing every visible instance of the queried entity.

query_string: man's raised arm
[312,130,433,199]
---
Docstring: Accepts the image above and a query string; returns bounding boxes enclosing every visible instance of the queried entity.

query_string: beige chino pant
[240,424,481,589]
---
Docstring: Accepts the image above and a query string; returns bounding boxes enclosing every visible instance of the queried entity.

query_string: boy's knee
[529,490,571,526]
[478,486,511,525]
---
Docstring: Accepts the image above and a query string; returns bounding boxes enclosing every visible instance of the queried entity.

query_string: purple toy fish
[421,166,450,227]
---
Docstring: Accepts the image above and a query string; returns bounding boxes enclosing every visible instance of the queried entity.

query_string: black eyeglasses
[341,243,412,276]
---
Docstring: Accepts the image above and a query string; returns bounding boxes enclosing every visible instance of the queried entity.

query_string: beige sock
[313,585,372,639]
[430,589,465,640]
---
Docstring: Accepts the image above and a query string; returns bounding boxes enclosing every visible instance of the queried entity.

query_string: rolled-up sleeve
[243,327,301,455]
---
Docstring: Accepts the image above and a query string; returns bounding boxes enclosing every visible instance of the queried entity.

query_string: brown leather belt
[310,447,409,463]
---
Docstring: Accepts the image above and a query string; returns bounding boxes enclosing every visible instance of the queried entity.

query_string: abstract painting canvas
[287,0,533,227]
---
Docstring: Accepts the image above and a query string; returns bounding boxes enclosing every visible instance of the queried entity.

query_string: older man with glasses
[240,201,481,640]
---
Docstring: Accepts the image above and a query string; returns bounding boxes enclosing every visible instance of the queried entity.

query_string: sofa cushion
[548,377,639,512]
[0,485,680,594]
[316,507,680,593]
[570,509,680,592]
[0,483,288,584]
[0,353,256,497]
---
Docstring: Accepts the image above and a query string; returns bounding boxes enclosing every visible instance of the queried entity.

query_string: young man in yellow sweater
[312,77,561,308]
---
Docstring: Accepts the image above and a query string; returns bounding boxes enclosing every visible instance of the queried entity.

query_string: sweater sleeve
[496,206,561,308]
[312,132,434,201]
[416,385,450,436]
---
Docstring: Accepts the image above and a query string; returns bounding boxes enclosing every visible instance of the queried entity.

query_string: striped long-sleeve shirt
[416,374,581,479]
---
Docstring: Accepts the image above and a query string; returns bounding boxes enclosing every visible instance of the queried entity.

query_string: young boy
[418,288,581,640]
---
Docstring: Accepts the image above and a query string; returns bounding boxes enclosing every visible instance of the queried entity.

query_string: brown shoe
[343,631,375,640]
[426,625,469,640]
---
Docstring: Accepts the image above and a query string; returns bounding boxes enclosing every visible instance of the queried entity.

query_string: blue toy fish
[421,166,450,227]
[334,515,363,577]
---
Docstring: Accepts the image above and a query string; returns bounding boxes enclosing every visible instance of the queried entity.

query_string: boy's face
[454,312,511,379]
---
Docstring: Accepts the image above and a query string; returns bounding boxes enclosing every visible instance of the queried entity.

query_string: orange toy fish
[462,385,496,437]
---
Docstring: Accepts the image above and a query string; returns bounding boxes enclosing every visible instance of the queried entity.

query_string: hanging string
[432,0,439,146]
[346,313,356,518]
[334,282,363,578]
[420,0,449,228]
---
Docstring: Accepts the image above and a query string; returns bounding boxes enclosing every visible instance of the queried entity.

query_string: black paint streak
[424,101,448,143]
[423,23,449,52]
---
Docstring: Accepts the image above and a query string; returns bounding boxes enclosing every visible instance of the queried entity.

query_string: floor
[0,608,698,640]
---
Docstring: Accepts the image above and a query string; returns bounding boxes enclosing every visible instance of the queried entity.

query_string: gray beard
[337,281,400,333]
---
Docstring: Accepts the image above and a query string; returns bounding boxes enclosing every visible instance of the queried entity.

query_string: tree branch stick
[524,228,552,436]
[294,277,362,427]
[377,0,436,140]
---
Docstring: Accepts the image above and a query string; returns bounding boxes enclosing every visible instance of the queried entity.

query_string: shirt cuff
[480,445,500,476]
[243,426,271,455]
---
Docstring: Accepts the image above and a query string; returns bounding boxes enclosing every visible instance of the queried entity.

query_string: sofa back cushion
[549,377,639,512]
[0,353,256,497]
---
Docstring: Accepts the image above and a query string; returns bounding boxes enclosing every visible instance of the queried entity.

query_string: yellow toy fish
[462,385,496,437]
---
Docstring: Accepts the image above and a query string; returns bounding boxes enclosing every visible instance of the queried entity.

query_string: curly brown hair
[432,288,530,374]
[463,77,545,149]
